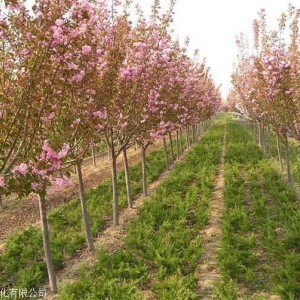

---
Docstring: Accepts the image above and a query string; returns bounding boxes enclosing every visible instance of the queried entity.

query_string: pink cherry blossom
[72,118,81,126]
[13,163,29,176]
[70,70,85,83]
[31,182,42,192]
[57,144,70,159]
[0,176,5,188]
[82,45,92,55]
[93,110,107,119]
[55,19,64,27]
[51,176,72,189]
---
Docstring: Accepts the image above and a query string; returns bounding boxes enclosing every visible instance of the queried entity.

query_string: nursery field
[1,0,299,299]
[1,115,299,299]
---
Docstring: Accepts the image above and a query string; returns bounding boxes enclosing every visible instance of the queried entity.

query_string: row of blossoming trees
[228,5,299,181]
[0,0,220,293]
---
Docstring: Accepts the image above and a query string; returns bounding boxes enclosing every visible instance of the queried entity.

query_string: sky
[134,0,299,99]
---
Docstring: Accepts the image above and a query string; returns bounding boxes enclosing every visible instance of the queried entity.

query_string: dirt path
[196,128,227,299]
[0,143,162,246]
[46,146,188,300]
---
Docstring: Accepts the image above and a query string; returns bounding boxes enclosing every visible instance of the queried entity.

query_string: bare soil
[196,129,227,298]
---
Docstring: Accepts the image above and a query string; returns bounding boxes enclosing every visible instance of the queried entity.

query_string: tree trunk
[176,130,180,159]
[123,148,132,208]
[276,132,283,172]
[284,133,292,182]
[266,126,271,157]
[108,145,111,160]
[258,122,262,148]
[91,147,97,167]
[163,136,170,170]
[141,146,147,196]
[0,192,2,208]
[253,122,256,143]
[192,125,196,143]
[38,193,57,293]
[110,146,119,226]
[186,127,190,149]
[180,128,183,154]
[261,125,266,153]
[76,162,95,252]
[168,131,175,163]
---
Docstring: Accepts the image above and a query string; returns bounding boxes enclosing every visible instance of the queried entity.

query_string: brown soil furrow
[196,128,226,299]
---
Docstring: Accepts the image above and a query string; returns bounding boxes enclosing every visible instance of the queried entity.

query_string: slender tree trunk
[179,128,183,154]
[141,146,147,196]
[0,192,2,208]
[186,127,190,149]
[276,132,283,172]
[110,146,119,226]
[258,122,262,148]
[91,147,96,167]
[176,130,180,159]
[267,126,271,157]
[284,133,292,182]
[190,126,194,143]
[163,136,169,170]
[108,145,111,160]
[255,122,258,143]
[73,165,77,174]
[261,125,266,153]
[123,148,132,208]
[192,125,196,143]
[168,131,175,163]
[76,162,95,251]
[38,193,57,293]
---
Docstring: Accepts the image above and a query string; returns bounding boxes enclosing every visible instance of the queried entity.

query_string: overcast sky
[134,0,299,98]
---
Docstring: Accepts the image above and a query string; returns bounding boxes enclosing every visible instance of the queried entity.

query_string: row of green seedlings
[56,123,224,299]
[0,127,195,293]
[240,119,300,185]
[213,121,300,300]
